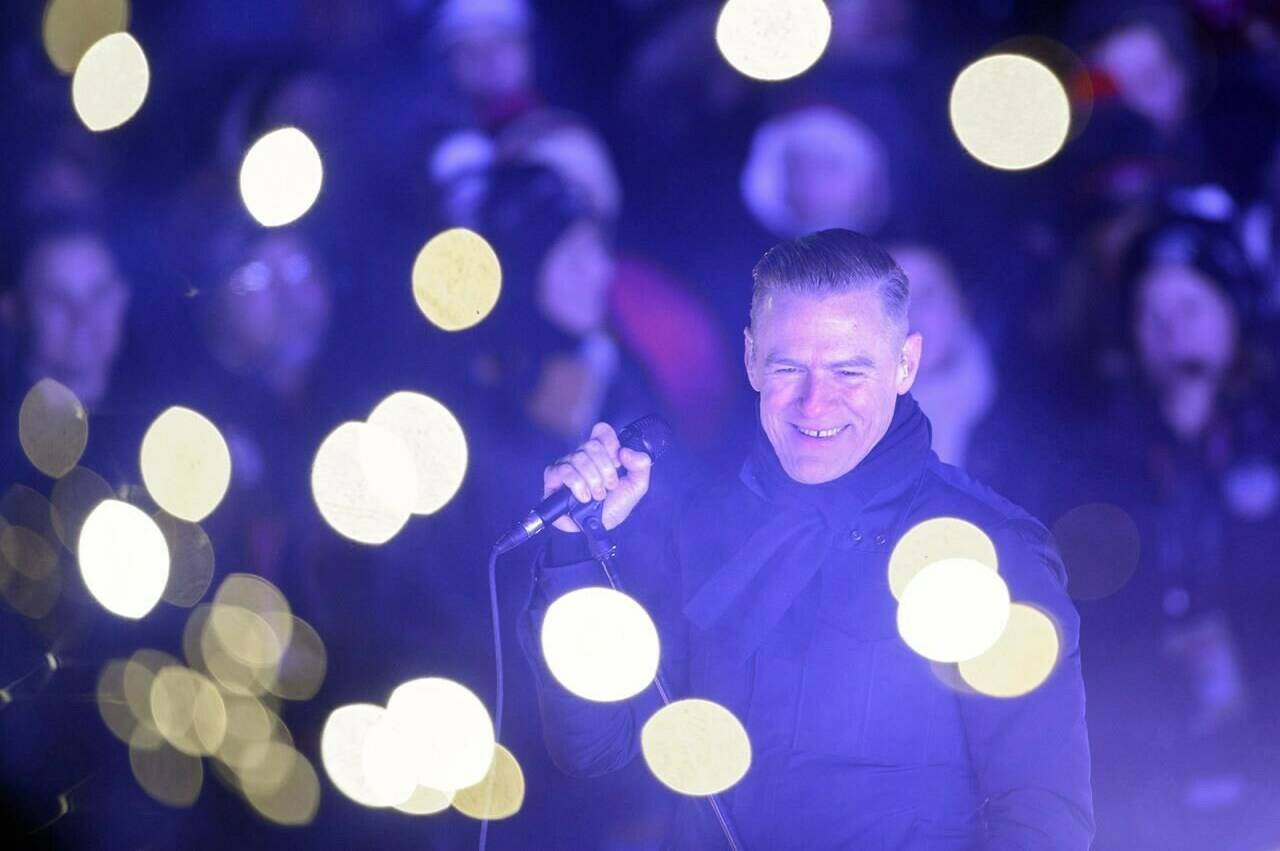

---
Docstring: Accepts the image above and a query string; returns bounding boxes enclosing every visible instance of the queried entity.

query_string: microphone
[493,415,673,554]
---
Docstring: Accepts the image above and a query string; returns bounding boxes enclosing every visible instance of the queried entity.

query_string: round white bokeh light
[715,0,832,82]
[311,421,417,545]
[540,587,660,702]
[367,392,468,515]
[385,677,495,793]
[950,53,1071,171]
[897,557,1010,663]
[71,32,149,132]
[239,127,324,227]
[140,406,232,522]
[641,699,751,796]
[78,499,170,619]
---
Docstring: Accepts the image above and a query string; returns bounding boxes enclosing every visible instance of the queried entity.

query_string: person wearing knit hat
[740,104,892,239]
[434,0,538,130]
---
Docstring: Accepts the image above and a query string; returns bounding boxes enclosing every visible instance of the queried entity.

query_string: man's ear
[744,326,761,392]
[896,331,923,395]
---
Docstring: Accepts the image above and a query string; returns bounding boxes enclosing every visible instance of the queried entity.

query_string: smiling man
[523,229,1094,849]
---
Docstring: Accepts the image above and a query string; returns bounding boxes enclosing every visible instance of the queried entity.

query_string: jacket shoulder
[913,457,1049,541]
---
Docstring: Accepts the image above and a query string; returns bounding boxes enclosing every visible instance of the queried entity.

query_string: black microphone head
[617,415,674,462]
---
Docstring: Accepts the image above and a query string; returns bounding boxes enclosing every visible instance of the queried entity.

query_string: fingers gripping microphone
[493,415,673,554]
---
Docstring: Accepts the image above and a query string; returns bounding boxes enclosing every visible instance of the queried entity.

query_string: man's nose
[797,373,834,414]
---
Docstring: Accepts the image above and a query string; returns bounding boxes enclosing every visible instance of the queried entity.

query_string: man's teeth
[796,425,846,438]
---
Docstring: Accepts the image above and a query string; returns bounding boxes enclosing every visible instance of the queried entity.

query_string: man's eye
[838,370,865,378]
[772,367,799,374]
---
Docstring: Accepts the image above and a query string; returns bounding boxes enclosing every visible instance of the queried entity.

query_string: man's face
[1134,263,1237,388]
[746,289,921,484]
[21,233,129,406]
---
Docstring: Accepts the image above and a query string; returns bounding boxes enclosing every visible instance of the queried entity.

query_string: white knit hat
[435,0,531,45]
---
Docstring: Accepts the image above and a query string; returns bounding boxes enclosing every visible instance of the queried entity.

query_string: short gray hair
[749,229,909,334]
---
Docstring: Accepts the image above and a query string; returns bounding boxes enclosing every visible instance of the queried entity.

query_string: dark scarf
[683,394,932,662]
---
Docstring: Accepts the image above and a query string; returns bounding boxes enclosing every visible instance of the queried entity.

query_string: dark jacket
[520,395,1094,849]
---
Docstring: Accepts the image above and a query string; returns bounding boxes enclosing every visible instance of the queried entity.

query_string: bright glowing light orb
[367,391,469,515]
[888,517,998,601]
[959,603,1060,698]
[715,0,831,82]
[311,421,417,544]
[950,53,1071,171]
[396,784,454,816]
[641,699,751,796]
[19,379,87,478]
[140,406,231,522]
[897,557,1010,663]
[540,587,660,702]
[71,32,150,132]
[239,127,324,227]
[323,704,412,808]
[78,499,170,619]
[385,677,495,792]
[411,228,502,332]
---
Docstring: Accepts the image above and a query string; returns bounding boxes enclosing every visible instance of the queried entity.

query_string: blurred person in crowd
[1,214,131,417]
[432,0,539,132]
[1074,202,1280,850]
[1241,138,1280,319]
[893,243,997,470]
[741,105,893,240]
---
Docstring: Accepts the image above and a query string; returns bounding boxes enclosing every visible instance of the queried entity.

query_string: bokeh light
[71,32,150,132]
[42,0,129,75]
[242,748,320,826]
[1051,503,1141,600]
[959,603,1061,698]
[0,524,58,581]
[385,677,495,792]
[897,557,1011,663]
[153,512,215,607]
[239,127,324,227]
[150,666,228,755]
[540,587,660,703]
[140,406,232,523]
[50,466,113,551]
[311,421,417,545]
[950,53,1071,171]
[78,499,170,619]
[641,699,751,796]
[888,517,998,601]
[367,392,469,515]
[322,703,406,808]
[715,0,832,83]
[98,658,143,745]
[257,616,327,701]
[129,732,203,807]
[359,715,422,807]
[452,744,524,820]
[411,228,502,332]
[0,488,64,620]
[19,379,88,478]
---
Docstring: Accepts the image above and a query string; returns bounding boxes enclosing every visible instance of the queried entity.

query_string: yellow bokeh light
[140,406,232,523]
[42,0,129,74]
[152,513,215,607]
[452,744,524,820]
[322,703,406,808]
[888,517,998,601]
[239,127,324,227]
[98,658,142,745]
[411,228,502,332]
[19,379,88,478]
[216,695,283,772]
[121,649,180,737]
[78,499,170,619]
[243,749,321,826]
[386,677,495,792]
[641,699,751,797]
[897,558,1010,663]
[949,53,1071,171]
[715,0,832,82]
[149,666,227,756]
[50,466,113,551]
[71,32,150,132]
[367,392,469,515]
[395,784,454,816]
[959,603,1061,698]
[311,421,417,545]
[129,732,203,807]
[540,587,660,702]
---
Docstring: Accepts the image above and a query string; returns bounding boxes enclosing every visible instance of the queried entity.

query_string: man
[521,229,1094,848]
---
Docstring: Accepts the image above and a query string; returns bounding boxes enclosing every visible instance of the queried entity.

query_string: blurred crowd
[3,1,1280,849]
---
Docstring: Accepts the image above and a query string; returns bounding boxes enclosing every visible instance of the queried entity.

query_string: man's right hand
[542,422,652,533]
